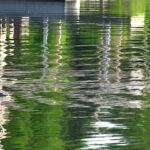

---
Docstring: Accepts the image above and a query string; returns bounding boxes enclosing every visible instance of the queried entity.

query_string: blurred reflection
[101,24,111,93]
[65,0,80,20]
[82,106,126,149]
[0,19,13,150]
[40,17,49,90]
[0,0,150,150]
[126,14,146,95]
[21,17,29,37]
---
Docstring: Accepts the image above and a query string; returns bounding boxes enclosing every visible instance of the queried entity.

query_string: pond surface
[0,0,150,149]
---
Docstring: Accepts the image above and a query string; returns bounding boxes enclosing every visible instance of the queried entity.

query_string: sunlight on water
[0,0,150,150]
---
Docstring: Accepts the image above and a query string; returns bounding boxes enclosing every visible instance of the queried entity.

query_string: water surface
[1,0,150,149]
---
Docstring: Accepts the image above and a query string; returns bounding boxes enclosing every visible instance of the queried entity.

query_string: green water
[0,0,150,149]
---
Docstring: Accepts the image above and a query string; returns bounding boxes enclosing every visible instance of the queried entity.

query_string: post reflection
[65,0,80,20]
[0,18,13,150]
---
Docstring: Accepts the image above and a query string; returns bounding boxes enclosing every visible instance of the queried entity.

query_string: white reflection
[65,0,80,20]
[82,134,125,149]
[21,17,29,37]
[0,19,13,150]
[52,20,63,92]
[103,24,111,85]
[41,17,49,84]
[129,14,146,95]
[93,121,127,129]
[40,18,63,93]
[56,20,62,67]
[98,22,123,94]
[127,69,145,95]
[131,14,145,28]
[81,107,126,149]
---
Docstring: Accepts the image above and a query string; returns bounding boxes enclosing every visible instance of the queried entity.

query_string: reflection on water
[0,22,13,149]
[1,0,150,149]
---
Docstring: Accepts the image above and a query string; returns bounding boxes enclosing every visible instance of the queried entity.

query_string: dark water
[1,0,150,149]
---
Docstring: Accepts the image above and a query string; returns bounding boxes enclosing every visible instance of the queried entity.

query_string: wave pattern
[0,0,150,149]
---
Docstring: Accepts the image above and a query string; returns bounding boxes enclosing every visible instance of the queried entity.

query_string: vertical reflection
[102,23,111,93]
[76,1,149,149]
[65,0,80,20]
[0,18,13,150]
[21,17,29,38]
[114,24,122,84]
[41,19,63,93]
[81,21,126,150]
[53,20,62,83]
[40,17,49,91]
[125,14,147,95]
[1,16,73,150]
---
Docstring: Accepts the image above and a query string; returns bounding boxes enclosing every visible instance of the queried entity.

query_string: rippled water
[1,0,150,149]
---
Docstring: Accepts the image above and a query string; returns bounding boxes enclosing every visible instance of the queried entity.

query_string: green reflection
[107,0,147,16]
[1,0,150,150]
[1,17,73,150]
[2,96,69,150]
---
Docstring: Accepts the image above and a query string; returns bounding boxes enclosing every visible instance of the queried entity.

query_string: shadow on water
[1,0,150,149]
